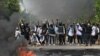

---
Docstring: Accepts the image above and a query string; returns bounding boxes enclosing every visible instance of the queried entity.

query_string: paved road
[32,49,100,56]
[27,45,100,56]
[28,45,100,50]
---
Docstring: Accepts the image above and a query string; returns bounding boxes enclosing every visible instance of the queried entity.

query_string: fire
[18,47,36,56]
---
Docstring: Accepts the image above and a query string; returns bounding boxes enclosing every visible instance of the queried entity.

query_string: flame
[18,47,36,56]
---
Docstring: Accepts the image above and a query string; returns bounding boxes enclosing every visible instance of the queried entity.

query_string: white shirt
[91,26,97,36]
[68,27,74,36]
[37,27,42,36]
[54,26,58,34]
[76,25,83,36]
[15,30,21,38]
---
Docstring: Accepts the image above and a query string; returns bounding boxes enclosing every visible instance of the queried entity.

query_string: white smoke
[21,0,94,23]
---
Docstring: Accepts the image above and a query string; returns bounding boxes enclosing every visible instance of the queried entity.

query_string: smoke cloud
[22,0,94,23]
[0,12,22,56]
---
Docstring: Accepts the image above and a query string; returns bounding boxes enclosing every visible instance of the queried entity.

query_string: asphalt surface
[27,45,100,56]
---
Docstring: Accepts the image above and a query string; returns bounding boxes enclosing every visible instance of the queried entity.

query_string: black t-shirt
[85,25,92,34]
[19,24,26,35]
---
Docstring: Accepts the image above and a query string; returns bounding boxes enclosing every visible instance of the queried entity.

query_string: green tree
[91,0,100,24]
[95,0,100,23]
[0,0,20,20]
[7,0,20,13]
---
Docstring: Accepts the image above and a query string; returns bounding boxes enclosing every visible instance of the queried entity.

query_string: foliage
[75,0,100,24]
[90,0,100,24]
[7,0,20,13]
[0,0,20,20]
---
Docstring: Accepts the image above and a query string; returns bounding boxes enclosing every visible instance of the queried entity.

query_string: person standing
[41,23,48,45]
[67,25,74,45]
[81,23,86,44]
[58,22,65,45]
[96,24,100,44]
[48,24,56,45]
[19,19,25,35]
[84,23,92,46]
[91,24,100,45]
[54,25,59,44]
[72,23,76,44]
[24,23,31,44]
[15,27,21,40]
[76,23,83,45]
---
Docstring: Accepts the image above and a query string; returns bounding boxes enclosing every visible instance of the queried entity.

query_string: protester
[16,19,100,46]
[76,23,83,44]
[24,23,31,44]
[84,23,92,46]
[81,23,86,44]
[90,24,100,45]
[41,23,48,45]
[54,25,59,44]
[19,19,25,35]
[72,23,76,44]
[58,22,65,45]
[96,24,100,43]
[48,24,56,45]
[29,31,37,45]
[15,27,21,40]
[36,26,43,45]
[67,25,74,45]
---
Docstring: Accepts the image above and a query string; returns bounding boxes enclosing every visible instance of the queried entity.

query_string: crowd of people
[15,19,100,46]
